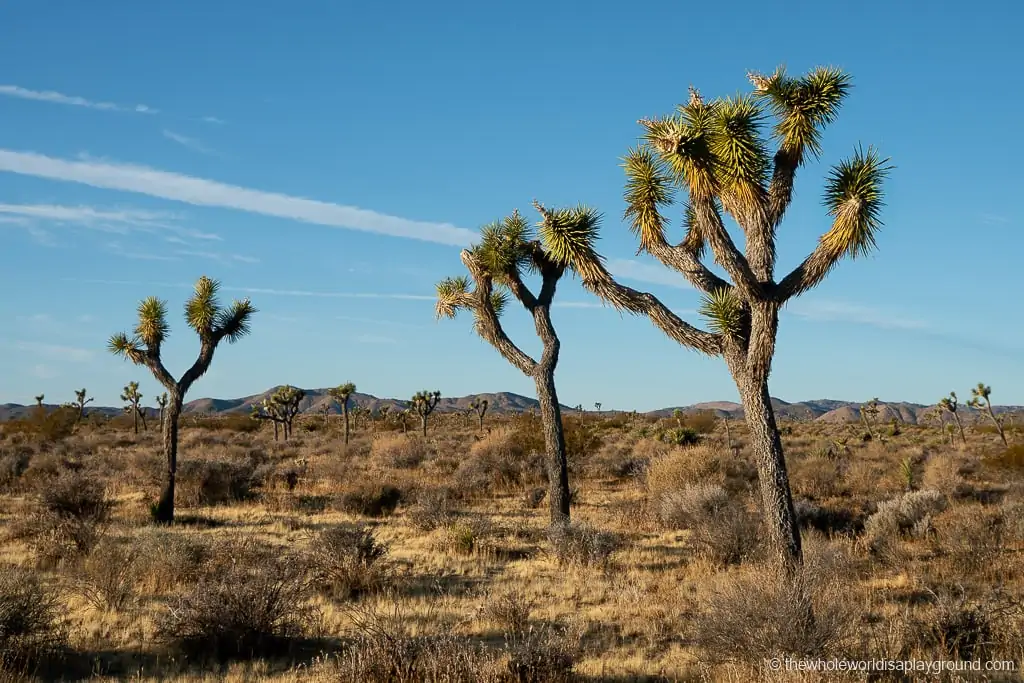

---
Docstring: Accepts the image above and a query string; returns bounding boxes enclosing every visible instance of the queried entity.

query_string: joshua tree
[378,405,391,427]
[156,392,168,428]
[436,211,573,525]
[410,390,441,436]
[594,402,602,412]
[34,394,45,408]
[469,398,489,432]
[860,398,880,440]
[251,385,305,440]
[320,402,331,429]
[328,382,357,445]
[121,381,147,435]
[399,408,411,434]
[672,408,684,428]
[533,66,889,574]
[65,388,94,429]
[939,392,966,447]
[967,382,1007,447]
[108,275,256,523]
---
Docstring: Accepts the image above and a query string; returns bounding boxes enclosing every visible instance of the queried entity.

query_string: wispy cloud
[980,213,1011,226]
[785,299,929,331]
[162,129,217,156]
[15,341,95,362]
[105,241,180,261]
[202,116,225,125]
[229,286,434,301]
[336,315,423,329]
[608,258,692,289]
[31,364,58,379]
[353,334,398,345]
[0,203,221,241]
[175,250,260,265]
[0,84,157,114]
[0,149,477,246]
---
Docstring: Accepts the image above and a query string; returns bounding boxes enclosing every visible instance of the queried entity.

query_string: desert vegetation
[3,66,1023,681]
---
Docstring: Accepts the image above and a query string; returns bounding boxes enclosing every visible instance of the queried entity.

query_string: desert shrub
[479,588,535,638]
[933,504,1005,577]
[338,482,403,517]
[407,487,456,531]
[790,457,847,499]
[645,444,756,503]
[507,413,603,463]
[76,537,141,611]
[656,483,731,529]
[454,428,539,495]
[693,556,857,665]
[187,414,261,433]
[176,458,260,507]
[547,522,619,569]
[292,494,332,515]
[793,498,865,536]
[0,566,67,671]
[680,410,719,434]
[155,550,317,661]
[133,530,212,594]
[522,487,547,509]
[308,525,391,600]
[20,471,112,565]
[863,489,947,546]
[658,427,701,446]
[922,453,972,498]
[915,591,1001,661]
[438,516,495,556]
[3,407,78,443]
[984,443,1024,473]
[688,499,763,566]
[370,434,429,469]
[504,624,581,683]
[0,444,33,491]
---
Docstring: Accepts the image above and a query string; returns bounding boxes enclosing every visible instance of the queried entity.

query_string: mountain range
[2,388,1021,425]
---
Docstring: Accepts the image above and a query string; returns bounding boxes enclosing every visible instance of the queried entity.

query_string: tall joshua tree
[437,212,573,524]
[71,388,94,427]
[156,392,168,429]
[410,390,441,437]
[469,398,489,432]
[329,382,357,445]
[534,67,889,573]
[108,275,256,523]
[939,392,966,447]
[121,381,147,435]
[967,382,1007,447]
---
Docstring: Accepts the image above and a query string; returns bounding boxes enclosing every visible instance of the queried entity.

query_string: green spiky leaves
[699,287,745,338]
[216,299,257,343]
[623,146,674,252]
[435,274,474,320]
[536,203,605,281]
[135,297,170,347]
[475,212,535,281]
[108,332,146,365]
[185,276,221,337]
[820,146,891,260]
[752,66,851,162]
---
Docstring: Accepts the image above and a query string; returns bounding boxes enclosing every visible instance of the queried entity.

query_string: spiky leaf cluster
[411,390,441,418]
[698,288,745,338]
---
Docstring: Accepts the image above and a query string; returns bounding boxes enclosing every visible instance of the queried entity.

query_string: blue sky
[2,0,1023,411]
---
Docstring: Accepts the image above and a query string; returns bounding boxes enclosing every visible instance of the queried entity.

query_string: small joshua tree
[156,392,168,428]
[594,402,602,413]
[399,408,411,434]
[251,385,305,440]
[121,381,147,435]
[436,210,574,524]
[108,275,256,523]
[966,382,1007,447]
[533,66,890,574]
[34,393,45,408]
[860,397,880,440]
[328,382,357,445]
[410,390,441,437]
[65,388,94,430]
[672,408,684,428]
[939,392,966,447]
[469,398,489,432]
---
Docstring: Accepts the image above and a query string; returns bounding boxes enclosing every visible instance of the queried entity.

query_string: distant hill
[2,391,1021,425]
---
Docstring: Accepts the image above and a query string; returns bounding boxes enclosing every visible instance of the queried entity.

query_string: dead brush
[406,486,456,531]
[306,524,393,600]
[547,521,620,569]
[75,537,142,611]
[16,470,112,567]
[369,433,429,469]
[0,566,68,672]
[477,587,536,637]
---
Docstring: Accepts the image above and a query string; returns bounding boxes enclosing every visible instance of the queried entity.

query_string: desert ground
[1,407,1023,682]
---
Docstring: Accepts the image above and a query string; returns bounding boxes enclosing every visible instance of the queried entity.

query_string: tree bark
[132,408,139,435]
[952,412,966,446]
[155,392,183,524]
[535,365,570,525]
[139,408,147,432]
[735,372,802,576]
[343,403,350,445]
[420,415,428,437]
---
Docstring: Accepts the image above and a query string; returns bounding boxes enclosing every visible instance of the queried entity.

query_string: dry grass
[0,413,1022,681]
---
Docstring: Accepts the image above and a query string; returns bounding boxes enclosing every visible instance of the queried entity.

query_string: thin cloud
[785,299,929,331]
[61,278,438,301]
[176,250,261,265]
[15,341,95,362]
[105,241,180,262]
[0,84,158,114]
[0,203,221,241]
[608,258,692,289]
[353,334,398,345]
[0,149,477,246]
[336,315,423,329]
[162,129,217,156]
[202,116,225,124]
[31,364,59,379]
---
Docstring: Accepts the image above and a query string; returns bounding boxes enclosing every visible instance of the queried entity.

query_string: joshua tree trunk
[138,408,148,433]
[952,412,966,447]
[734,371,801,574]
[132,408,139,435]
[155,392,183,524]
[535,362,570,525]
[343,405,350,444]
[420,415,428,437]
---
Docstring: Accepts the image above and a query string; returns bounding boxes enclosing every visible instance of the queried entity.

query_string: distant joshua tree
[399,408,411,434]
[108,275,256,523]
[33,394,45,410]
[860,398,880,440]
[939,392,966,447]
[63,388,94,430]
[436,211,573,524]
[469,398,489,432]
[532,66,889,574]
[967,382,1007,447]
[121,381,147,435]
[156,392,169,428]
[328,382,357,445]
[410,390,441,436]
[251,385,305,440]
[594,402,602,413]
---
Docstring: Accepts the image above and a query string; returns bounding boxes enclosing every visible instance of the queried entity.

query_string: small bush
[0,445,33,492]
[0,566,67,670]
[177,458,260,507]
[407,487,455,531]
[548,522,619,569]
[479,588,535,637]
[438,517,495,556]
[656,483,731,529]
[308,525,392,600]
[689,500,763,566]
[338,483,403,517]
[863,489,947,546]
[658,427,701,447]
[76,538,141,611]
[370,434,429,469]
[22,471,112,565]
[155,550,317,661]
